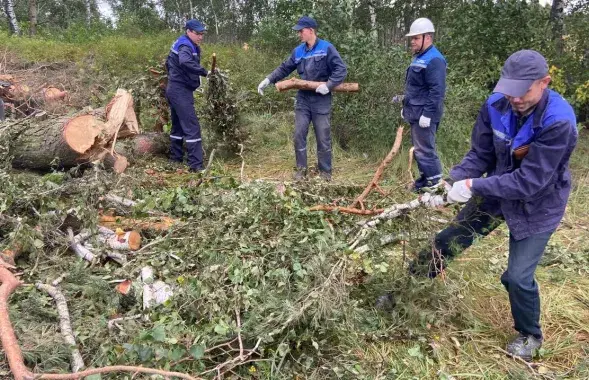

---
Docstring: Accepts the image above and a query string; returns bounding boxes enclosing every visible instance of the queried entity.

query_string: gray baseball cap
[494,50,549,97]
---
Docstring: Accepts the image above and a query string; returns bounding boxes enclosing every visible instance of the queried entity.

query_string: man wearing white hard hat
[399,18,447,192]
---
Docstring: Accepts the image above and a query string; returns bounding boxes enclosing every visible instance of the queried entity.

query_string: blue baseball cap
[292,16,318,31]
[185,19,206,33]
[494,50,549,97]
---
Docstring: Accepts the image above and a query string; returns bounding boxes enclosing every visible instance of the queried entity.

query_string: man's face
[409,34,430,54]
[187,29,204,45]
[298,28,314,43]
[506,76,551,114]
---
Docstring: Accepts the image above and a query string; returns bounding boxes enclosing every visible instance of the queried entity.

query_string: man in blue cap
[165,19,210,172]
[412,50,578,361]
[257,16,347,181]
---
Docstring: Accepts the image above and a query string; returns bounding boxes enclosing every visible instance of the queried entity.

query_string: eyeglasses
[190,30,205,36]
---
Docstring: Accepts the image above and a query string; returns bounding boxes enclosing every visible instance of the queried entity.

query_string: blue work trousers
[411,121,442,189]
[166,83,203,170]
[422,199,552,340]
[294,92,332,174]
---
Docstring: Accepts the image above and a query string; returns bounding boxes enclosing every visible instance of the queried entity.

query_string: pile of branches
[204,55,248,155]
[0,162,361,379]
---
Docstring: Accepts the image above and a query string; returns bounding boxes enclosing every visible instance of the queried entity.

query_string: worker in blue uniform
[414,50,578,361]
[165,19,209,172]
[400,18,447,192]
[257,16,347,181]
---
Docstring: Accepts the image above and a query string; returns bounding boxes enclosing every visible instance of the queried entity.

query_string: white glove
[420,192,446,208]
[419,115,431,128]
[447,179,472,204]
[392,95,405,104]
[257,78,270,96]
[316,83,330,95]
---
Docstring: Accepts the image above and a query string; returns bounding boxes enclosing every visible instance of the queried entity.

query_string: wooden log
[101,151,129,174]
[8,114,107,170]
[114,133,170,162]
[98,226,141,251]
[275,78,359,93]
[99,215,177,232]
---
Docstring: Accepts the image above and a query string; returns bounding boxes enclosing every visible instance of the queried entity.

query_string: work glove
[316,83,330,95]
[447,179,472,204]
[391,94,405,104]
[257,78,271,96]
[419,115,431,128]
[420,192,446,208]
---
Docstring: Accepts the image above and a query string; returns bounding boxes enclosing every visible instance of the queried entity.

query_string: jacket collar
[491,89,550,130]
[416,44,434,58]
[305,38,321,52]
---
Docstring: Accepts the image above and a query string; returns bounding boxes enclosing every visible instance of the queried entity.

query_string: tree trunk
[275,78,360,93]
[28,0,37,36]
[85,0,92,24]
[550,0,565,54]
[369,3,378,41]
[7,114,107,170]
[2,0,21,35]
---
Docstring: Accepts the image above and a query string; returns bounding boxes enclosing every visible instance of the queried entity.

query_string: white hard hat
[406,18,435,37]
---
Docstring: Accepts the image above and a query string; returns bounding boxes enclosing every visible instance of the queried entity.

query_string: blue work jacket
[450,89,578,240]
[403,45,447,123]
[267,38,347,93]
[166,35,208,91]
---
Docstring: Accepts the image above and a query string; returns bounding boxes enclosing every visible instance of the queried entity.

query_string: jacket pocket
[523,186,563,222]
[311,55,327,79]
[297,59,305,75]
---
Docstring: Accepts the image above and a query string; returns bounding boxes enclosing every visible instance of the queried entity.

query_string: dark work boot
[319,171,332,182]
[294,167,307,181]
[506,334,543,362]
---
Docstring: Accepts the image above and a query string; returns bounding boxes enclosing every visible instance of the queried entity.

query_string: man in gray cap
[411,50,578,361]
[257,16,347,181]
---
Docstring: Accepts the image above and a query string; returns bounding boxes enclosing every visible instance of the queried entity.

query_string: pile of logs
[0,74,68,116]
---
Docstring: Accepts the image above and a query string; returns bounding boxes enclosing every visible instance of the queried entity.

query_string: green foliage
[204,69,248,155]
[439,0,553,89]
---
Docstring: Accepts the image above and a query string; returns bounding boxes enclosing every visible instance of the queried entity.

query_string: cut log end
[102,152,128,174]
[62,115,104,154]
[127,231,141,251]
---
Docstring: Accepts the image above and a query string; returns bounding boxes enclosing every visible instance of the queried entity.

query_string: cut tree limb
[99,215,177,232]
[35,366,202,380]
[275,78,359,93]
[35,283,85,373]
[308,205,384,215]
[67,228,95,262]
[350,126,404,210]
[0,268,34,380]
